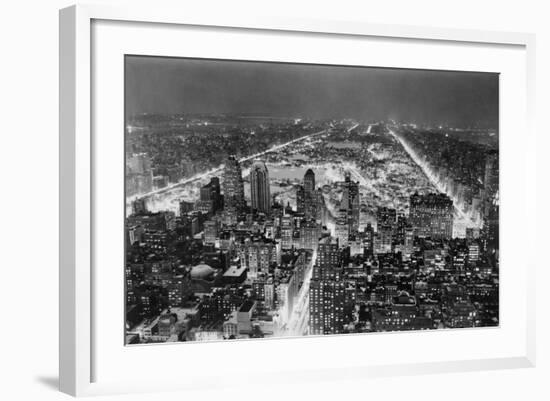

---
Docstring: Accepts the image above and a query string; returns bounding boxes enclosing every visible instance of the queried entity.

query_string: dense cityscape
[124,113,499,344]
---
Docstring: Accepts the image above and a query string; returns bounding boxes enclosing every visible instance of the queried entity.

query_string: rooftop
[223,265,247,277]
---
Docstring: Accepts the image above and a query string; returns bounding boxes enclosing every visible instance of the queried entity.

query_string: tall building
[309,242,345,335]
[299,219,321,250]
[298,169,323,222]
[250,161,271,214]
[335,209,349,248]
[238,237,277,278]
[223,156,245,211]
[304,168,315,194]
[296,186,305,214]
[374,224,393,254]
[314,189,327,225]
[313,242,340,280]
[363,223,374,254]
[341,172,360,232]
[203,220,218,245]
[200,177,222,212]
[403,226,415,257]
[481,205,499,254]
[280,216,294,250]
[468,243,480,264]
[409,193,454,239]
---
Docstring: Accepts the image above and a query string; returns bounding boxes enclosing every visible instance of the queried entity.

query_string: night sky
[125,56,499,128]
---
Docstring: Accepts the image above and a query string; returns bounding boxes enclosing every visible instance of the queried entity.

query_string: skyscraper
[223,156,245,211]
[203,220,219,245]
[299,169,321,221]
[280,216,294,250]
[250,160,271,214]
[299,219,321,250]
[309,241,345,335]
[200,177,222,212]
[304,168,315,194]
[335,209,350,249]
[341,172,360,232]
[409,193,454,239]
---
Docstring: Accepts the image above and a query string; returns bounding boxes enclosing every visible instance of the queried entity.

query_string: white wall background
[0,0,547,400]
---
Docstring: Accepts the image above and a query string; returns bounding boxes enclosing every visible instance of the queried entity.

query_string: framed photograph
[59,4,536,397]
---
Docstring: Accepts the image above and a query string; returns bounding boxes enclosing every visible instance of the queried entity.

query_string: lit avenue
[125,114,499,344]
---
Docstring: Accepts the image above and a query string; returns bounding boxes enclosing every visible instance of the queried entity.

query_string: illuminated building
[445,300,478,328]
[403,226,414,257]
[142,230,168,253]
[335,209,349,248]
[299,219,321,250]
[309,242,345,335]
[204,220,219,245]
[304,168,315,193]
[468,243,480,264]
[127,211,175,232]
[374,224,393,254]
[237,237,277,278]
[409,192,454,239]
[264,279,275,309]
[276,273,295,323]
[363,223,374,254]
[372,292,433,332]
[167,275,190,307]
[340,172,360,232]
[281,216,294,250]
[195,200,214,214]
[223,155,245,211]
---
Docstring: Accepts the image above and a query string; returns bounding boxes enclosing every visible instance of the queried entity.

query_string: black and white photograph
[124,56,499,344]
[4,0,550,399]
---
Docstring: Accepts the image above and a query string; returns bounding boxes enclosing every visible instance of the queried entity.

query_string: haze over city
[125,56,498,128]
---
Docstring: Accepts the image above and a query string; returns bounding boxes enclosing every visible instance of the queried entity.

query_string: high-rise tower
[309,241,345,335]
[250,160,271,214]
[223,156,245,211]
[304,168,315,194]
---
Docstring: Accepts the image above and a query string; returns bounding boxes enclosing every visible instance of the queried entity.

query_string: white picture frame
[59,4,536,397]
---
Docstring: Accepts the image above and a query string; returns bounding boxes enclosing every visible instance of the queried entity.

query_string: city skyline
[124,57,499,345]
